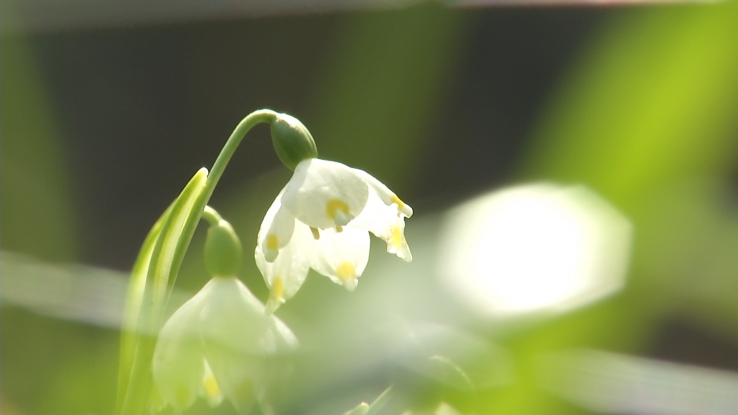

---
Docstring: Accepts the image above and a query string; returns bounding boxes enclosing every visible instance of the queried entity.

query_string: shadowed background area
[3,0,738,414]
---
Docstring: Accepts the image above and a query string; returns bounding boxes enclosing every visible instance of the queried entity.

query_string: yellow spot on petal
[391,194,405,209]
[336,262,356,282]
[176,384,191,408]
[391,226,403,248]
[335,226,343,233]
[325,198,350,221]
[203,374,221,400]
[310,227,320,240]
[272,276,284,301]
[266,234,279,250]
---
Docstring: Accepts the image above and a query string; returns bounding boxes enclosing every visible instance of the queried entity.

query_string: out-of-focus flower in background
[438,183,632,317]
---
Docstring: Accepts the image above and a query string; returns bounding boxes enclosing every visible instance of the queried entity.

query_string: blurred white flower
[255,158,413,313]
[152,277,298,414]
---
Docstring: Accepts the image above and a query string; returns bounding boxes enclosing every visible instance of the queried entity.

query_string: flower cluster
[149,111,414,413]
[255,157,413,313]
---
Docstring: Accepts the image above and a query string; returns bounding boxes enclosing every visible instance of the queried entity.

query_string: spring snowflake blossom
[152,277,297,414]
[255,157,413,314]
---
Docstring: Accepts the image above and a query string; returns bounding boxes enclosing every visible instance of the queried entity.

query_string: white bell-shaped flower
[153,277,298,414]
[255,158,413,314]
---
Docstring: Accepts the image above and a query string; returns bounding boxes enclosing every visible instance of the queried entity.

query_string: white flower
[255,158,413,313]
[152,277,298,414]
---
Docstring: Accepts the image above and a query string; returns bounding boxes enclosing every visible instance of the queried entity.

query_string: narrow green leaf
[115,204,171,413]
[148,167,209,305]
[119,167,208,415]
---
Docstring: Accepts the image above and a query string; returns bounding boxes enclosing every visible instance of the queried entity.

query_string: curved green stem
[207,109,278,192]
[166,109,277,292]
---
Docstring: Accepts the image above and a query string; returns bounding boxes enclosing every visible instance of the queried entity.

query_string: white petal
[352,168,413,218]
[352,190,412,262]
[281,159,369,229]
[198,277,298,355]
[152,287,208,412]
[257,189,295,262]
[202,347,261,415]
[309,226,370,291]
[197,278,298,414]
[386,216,412,261]
[203,345,295,415]
[255,221,313,314]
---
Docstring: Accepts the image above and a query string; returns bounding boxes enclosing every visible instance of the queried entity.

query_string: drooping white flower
[255,158,413,313]
[152,277,298,414]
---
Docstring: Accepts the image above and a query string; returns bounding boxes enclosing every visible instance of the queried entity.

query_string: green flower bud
[204,220,243,277]
[269,113,318,170]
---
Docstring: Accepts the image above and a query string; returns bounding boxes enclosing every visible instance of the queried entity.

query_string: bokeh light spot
[438,183,632,316]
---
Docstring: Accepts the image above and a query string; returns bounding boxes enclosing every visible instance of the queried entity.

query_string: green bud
[270,113,318,170]
[204,220,242,277]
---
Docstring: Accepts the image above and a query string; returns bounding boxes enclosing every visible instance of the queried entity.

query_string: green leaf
[118,167,208,415]
[521,3,738,208]
[115,203,170,414]
[149,167,209,303]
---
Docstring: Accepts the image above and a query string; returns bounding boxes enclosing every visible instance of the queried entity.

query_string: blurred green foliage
[503,2,738,414]
[1,36,78,261]
[1,19,96,415]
